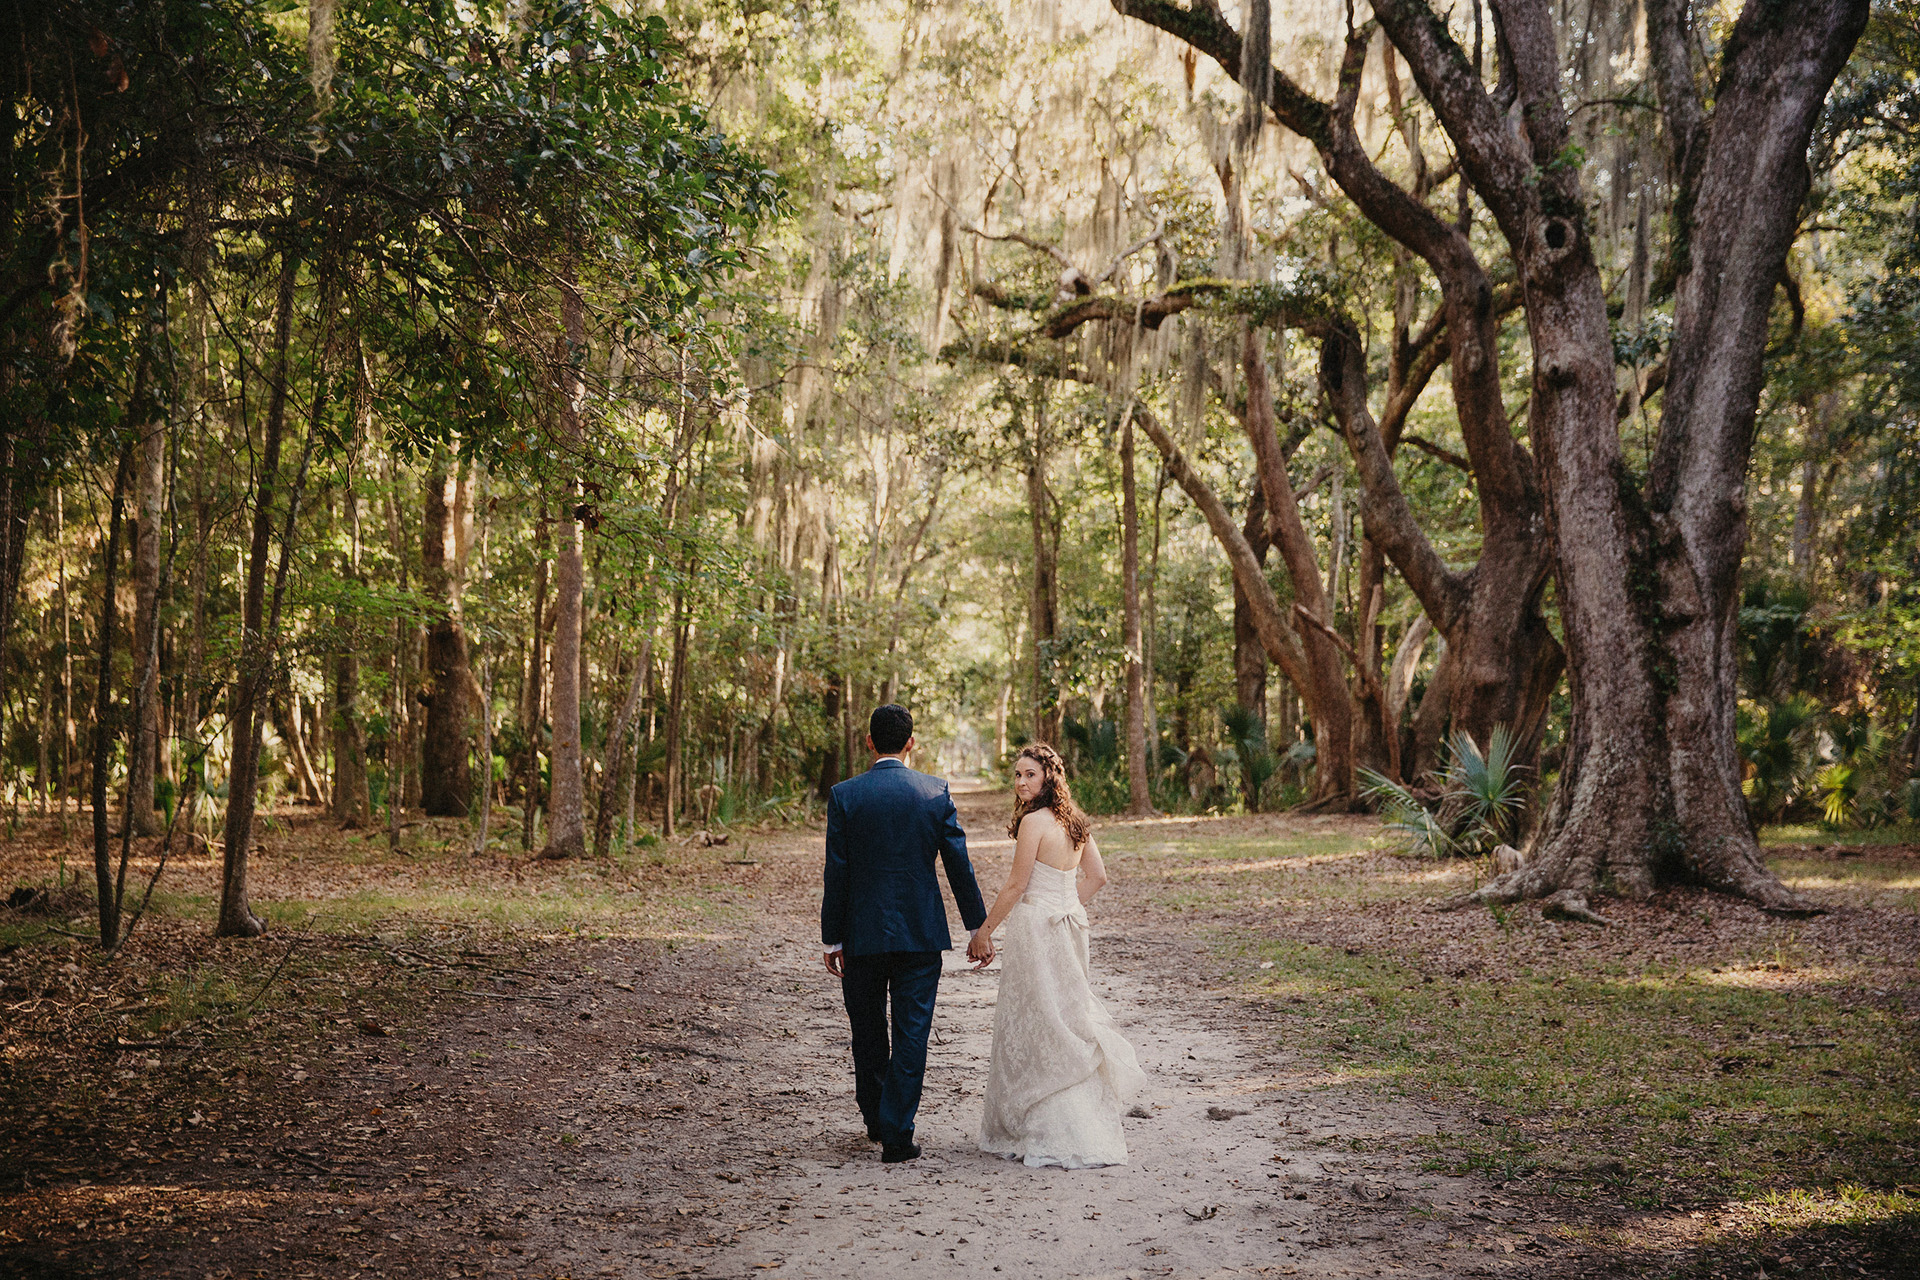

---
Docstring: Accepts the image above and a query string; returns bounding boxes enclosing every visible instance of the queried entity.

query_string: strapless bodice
[1021,860,1084,923]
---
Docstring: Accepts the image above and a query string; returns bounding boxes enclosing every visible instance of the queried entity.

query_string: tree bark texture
[1373,0,1866,915]
[331,488,371,827]
[663,607,691,837]
[1028,389,1062,749]
[1240,329,1354,805]
[521,548,548,850]
[1232,483,1271,728]
[594,639,651,857]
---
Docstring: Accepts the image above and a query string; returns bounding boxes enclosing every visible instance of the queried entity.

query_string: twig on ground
[430,985,567,1004]
[237,938,301,1014]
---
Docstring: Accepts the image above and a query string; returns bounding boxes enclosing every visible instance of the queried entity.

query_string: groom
[821,704,989,1164]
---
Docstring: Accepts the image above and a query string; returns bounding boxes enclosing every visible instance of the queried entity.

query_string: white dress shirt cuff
[825,943,843,954]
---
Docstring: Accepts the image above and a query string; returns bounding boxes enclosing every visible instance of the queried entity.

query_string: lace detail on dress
[978,862,1146,1169]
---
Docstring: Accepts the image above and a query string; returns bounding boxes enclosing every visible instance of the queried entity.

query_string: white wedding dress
[978,861,1146,1168]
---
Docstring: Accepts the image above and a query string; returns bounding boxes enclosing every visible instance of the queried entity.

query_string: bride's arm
[976,813,1045,937]
[1077,836,1109,905]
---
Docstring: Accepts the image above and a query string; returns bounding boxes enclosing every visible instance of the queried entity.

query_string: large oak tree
[1116,0,1869,914]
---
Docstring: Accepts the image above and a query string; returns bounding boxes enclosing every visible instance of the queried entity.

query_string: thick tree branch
[1401,434,1472,471]
[1110,0,1331,144]
[1041,291,1196,339]
[1368,0,1536,247]
[1645,0,1707,208]
[1131,405,1312,688]
[960,224,1075,270]
[1318,320,1470,634]
[1616,361,1668,420]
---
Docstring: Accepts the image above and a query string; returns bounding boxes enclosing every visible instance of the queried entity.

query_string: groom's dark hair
[869,704,913,754]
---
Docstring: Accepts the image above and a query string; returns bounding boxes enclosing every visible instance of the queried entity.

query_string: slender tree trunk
[331,484,371,826]
[1240,328,1355,805]
[663,605,690,838]
[1028,386,1061,747]
[381,460,421,815]
[542,504,586,857]
[1790,392,1836,588]
[1232,483,1271,726]
[421,462,478,816]
[521,547,548,851]
[36,606,52,814]
[541,257,590,859]
[815,668,841,802]
[127,383,167,835]
[1121,408,1154,814]
[473,648,495,855]
[183,450,210,767]
[217,252,299,939]
[1146,471,1163,776]
[594,639,651,857]
[93,445,134,948]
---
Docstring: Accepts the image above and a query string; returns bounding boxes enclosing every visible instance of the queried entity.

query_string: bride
[968,743,1146,1168]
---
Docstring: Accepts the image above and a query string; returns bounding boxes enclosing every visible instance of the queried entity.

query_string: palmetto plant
[1736,696,1819,823]
[1441,725,1527,848]
[1361,725,1527,859]
[1221,704,1279,811]
[1811,714,1890,826]
[1812,761,1861,826]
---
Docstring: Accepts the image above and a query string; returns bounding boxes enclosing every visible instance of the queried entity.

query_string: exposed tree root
[1540,890,1611,925]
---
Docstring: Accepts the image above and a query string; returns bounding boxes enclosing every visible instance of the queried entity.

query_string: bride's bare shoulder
[1017,808,1061,837]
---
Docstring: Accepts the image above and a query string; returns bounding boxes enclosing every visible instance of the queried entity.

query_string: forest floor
[1,786,1916,1279]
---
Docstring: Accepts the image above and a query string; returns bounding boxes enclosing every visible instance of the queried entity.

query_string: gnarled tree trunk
[1371,0,1867,917]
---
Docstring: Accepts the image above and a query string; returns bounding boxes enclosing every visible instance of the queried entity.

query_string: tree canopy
[1,0,1916,941]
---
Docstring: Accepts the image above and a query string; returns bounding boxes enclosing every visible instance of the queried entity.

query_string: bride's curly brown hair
[1006,743,1092,848]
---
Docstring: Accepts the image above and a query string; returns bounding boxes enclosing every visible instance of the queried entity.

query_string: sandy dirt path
[527,786,1540,1280]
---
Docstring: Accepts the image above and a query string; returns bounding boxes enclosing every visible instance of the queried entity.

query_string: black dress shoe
[865,1126,883,1143]
[881,1140,921,1164]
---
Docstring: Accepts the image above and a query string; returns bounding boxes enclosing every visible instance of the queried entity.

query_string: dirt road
[3,788,1570,1279]
[517,786,1539,1280]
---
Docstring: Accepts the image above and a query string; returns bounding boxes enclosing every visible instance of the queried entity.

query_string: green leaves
[1362,725,1527,860]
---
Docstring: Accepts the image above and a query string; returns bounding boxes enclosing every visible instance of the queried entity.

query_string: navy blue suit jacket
[821,759,988,956]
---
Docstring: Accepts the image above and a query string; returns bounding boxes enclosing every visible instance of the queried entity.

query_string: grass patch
[1759,824,1920,848]
[1236,934,1917,1209]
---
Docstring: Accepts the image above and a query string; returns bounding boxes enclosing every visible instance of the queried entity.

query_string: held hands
[822,950,844,977]
[966,930,995,970]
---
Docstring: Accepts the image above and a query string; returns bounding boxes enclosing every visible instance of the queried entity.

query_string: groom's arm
[935,786,989,933]
[821,789,851,964]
